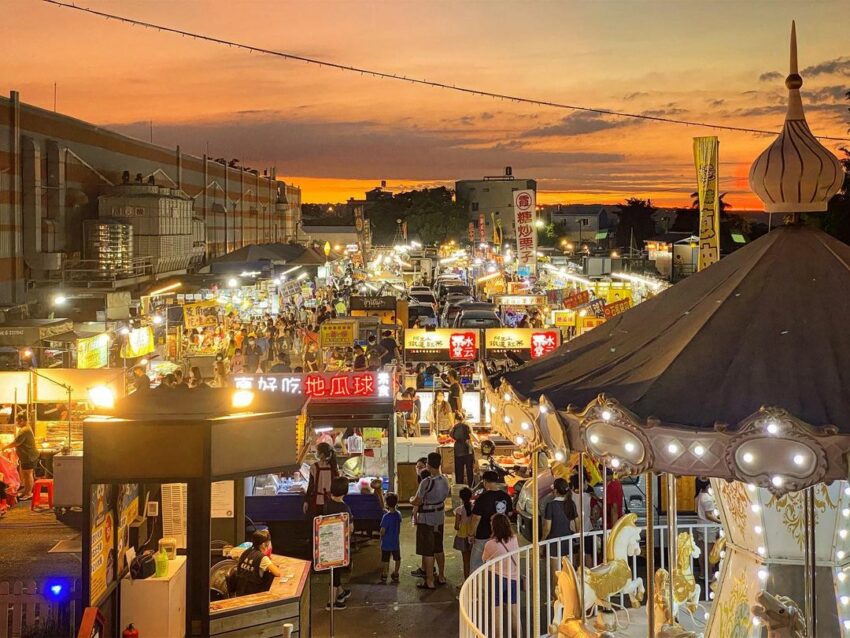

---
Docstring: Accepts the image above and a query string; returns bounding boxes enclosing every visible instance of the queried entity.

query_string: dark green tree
[614,198,657,250]
[366,187,469,245]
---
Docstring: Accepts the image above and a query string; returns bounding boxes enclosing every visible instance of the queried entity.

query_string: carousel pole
[804,486,817,637]
[602,464,608,563]
[645,472,656,637]
[578,452,587,624]
[531,444,541,638]
[666,473,677,625]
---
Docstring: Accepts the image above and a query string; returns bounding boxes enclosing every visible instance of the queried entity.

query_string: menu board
[313,513,350,571]
[116,483,139,579]
[89,484,116,606]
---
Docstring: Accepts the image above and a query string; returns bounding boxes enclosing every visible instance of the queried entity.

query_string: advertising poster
[116,483,139,578]
[320,320,356,348]
[89,483,116,606]
[119,327,155,358]
[693,136,720,271]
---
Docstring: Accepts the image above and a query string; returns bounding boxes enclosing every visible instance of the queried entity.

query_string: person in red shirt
[605,473,625,529]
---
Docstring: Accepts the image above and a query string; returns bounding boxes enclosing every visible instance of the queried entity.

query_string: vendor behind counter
[231,529,282,596]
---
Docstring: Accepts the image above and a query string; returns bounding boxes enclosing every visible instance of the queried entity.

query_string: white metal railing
[458,523,721,638]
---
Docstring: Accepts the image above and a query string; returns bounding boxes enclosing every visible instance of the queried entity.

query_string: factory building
[0,91,302,309]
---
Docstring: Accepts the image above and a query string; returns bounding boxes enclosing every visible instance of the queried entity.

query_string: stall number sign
[313,512,350,571]
[304,371,392,400]
[603,298,632,319]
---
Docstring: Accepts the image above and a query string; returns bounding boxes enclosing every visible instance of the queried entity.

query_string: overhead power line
[43,0,849,143]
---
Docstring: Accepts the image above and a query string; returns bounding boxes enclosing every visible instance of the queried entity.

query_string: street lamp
[53,294,67,306]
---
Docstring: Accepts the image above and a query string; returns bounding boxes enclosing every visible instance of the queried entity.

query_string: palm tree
[614,198,657,251]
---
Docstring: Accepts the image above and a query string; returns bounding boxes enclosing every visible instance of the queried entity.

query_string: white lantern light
[589,434,600,445]
[601,410,612,421]
[693,445,705,457]
[667,443,679,454]
[766,421,779,434]
[742,452,755,464]
[793,453,805,466]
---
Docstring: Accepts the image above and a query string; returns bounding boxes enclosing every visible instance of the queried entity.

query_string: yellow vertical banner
[693,136,720,271]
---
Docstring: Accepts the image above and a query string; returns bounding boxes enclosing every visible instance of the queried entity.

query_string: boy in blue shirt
[378,492,402,583]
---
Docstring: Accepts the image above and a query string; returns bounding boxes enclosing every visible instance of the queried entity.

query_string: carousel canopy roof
[503,225,850,431]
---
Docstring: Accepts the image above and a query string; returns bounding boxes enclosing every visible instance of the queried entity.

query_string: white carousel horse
[654,531,702,630]
[751,590,806,638]
[576,512,644,629]
[548,557,615,638]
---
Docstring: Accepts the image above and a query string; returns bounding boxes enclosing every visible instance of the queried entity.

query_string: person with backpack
[411,452,450,590]
[303,442,339,518]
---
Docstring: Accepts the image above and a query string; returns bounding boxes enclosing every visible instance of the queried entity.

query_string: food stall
[234,371,397,542]
[483,328,560,362]
[0,318,74,368]
[349,295,407,329]
[82,388,309,638]
[491,294,549,327]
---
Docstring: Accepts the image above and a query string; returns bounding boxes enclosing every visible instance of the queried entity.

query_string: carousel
[480,23,848,638]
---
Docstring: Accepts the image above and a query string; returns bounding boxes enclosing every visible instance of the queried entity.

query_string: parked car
[454,309,502,328]
[409,291,438,307]
[440,301,471,327]
[439,284,472,301]
[408,302,438,327]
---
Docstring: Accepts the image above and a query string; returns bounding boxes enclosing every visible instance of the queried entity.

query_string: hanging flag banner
[468,222,475,242]
[479,213,486,243]
[513,189,537,276]
[693,136,720,271]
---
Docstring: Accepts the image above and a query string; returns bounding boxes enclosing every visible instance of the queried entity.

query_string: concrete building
[0,91,302,307]
[455,168,536,241]
[549,204,616,247]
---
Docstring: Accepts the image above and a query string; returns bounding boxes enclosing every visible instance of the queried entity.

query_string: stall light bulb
[839,550,847,560]
[490,406,497,414]
[752,617,760,627]
[601,410,612,421]
[771,475,784,488]
[843,508,850,519]
[503,416,512,425]
[742,452,754,464]
[514,435,525,445]
[709,591,715,600]
[839,572,847,583]
[841,595,849,606]
[667,443,679,454]
[751,504,761,514]
[747,484,756,493]
[793,454,805,466]
[520,422,530,431]
[841,529,848,540]
[703,612,710,621]
[757,546,766,556]
[719,550,726,559]
[539,405,548,414]
[693,445,705,457]
[844,620,850,630]
[610,458,621,469]
[844,485,850,497]
[503,393,511,402]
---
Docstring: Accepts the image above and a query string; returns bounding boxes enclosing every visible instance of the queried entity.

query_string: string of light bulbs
[42,0,850,143]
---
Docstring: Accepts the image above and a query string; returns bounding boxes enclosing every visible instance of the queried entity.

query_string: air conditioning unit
[161,483,187,549]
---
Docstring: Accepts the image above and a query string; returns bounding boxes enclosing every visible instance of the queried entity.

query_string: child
[378,492,402,583]
[453,487,474,579]
[323,476,353,610]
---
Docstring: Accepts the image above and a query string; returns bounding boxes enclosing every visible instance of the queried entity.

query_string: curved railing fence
[458,523,721,638]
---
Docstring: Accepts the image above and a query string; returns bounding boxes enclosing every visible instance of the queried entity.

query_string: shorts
[695,527,718,547]
[453,535,472,552]
[573,535,595,555]
[332,565,349,587]
[493,576,518,606]
[415,523,444,557]
[20,461,36,471]
[381,549,401,562]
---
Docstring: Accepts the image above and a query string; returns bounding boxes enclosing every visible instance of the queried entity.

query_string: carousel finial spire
[747,21,844,213]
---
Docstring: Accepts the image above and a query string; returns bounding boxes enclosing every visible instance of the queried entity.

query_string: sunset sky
[3,0,849,208]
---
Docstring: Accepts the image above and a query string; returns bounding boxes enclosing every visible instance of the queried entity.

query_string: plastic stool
[31,479,54,510]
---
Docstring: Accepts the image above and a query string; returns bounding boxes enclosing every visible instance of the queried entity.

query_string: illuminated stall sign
[563,290,591,309]
[77,333,109,369]
[404,329,480,362]
[320,320,356,348]
[349,296,397,311]
[493,295,547,307]
[513,189,538,276]
[304,371,392,400]
[603,298,632,319]
[484,328,560,360]
[233,374,304,394]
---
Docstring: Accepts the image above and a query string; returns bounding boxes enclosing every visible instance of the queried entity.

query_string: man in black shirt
[378,330,399,365]
[468,470,513,571]
[446,370,462,414]
[449,413,474,487]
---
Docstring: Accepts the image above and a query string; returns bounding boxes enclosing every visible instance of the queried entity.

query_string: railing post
[645,472,655,637]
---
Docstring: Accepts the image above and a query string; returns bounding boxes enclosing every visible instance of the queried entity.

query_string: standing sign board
[313,513,350,571]
[513,189,538,276]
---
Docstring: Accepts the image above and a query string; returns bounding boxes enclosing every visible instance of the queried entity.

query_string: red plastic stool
[31,479,54,510]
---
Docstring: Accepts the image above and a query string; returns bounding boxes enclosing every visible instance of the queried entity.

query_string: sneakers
[410,567,426,578]
[336,588,352,602]
[325,601,346,611]
[390,573,400,582]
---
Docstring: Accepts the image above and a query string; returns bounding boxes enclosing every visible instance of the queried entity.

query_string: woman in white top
[481,513,520,638]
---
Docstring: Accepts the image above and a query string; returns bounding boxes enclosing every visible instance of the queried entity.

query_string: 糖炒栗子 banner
[693,136,720,271]
[513,189,537,276]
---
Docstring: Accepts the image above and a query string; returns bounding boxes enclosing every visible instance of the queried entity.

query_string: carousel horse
[657,625,697,638]
[653,532,702,630]
[548,558,615,638]
[707,535,726,598]
[751,590,806,638]
[578,513,644,628]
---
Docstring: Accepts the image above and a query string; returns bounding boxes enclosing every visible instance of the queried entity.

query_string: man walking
[411,452,450,590]
[468,470,513,571]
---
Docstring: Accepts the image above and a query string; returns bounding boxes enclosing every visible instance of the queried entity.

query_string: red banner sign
[563,290,590,309]
[449,332,478,360]
[468,222,475,242]
[479,213,486,243]
[603,298,632,319]
[530,331,559,358]
[304,371,393,400]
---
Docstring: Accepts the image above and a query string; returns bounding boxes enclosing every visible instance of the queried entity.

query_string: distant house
[550,205,615,248]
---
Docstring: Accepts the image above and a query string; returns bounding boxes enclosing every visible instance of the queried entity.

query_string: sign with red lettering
[303,371,393,401]
[603,298,632,319]
[530,331,559,358]
[468,222,475,242]
[449,332,477,360]
[484,328,560,361]
[479,213,486,243]
[404,329,480,362]
[513,189,538,275]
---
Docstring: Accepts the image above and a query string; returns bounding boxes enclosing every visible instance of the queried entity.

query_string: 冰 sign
[513,189,538,276]
[404,329,480,362]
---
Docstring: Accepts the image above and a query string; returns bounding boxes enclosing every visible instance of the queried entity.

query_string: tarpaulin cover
[503,226,850,431]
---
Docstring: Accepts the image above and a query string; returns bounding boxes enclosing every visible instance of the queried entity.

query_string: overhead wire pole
[41,0,850,143]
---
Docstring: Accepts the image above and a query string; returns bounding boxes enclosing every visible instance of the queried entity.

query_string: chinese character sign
[693,136,720,271]
[513,189,537,275]
[602,298,632,319]
[530,331,559,358]
[479,213,486,243]
[303,372,390,400]
[449,332,477,360]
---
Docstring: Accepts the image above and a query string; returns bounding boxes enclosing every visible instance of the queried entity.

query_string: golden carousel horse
[751,590,806,638]
[578,513,645,629]
[548,557,615,638]
[654,531,702,631]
